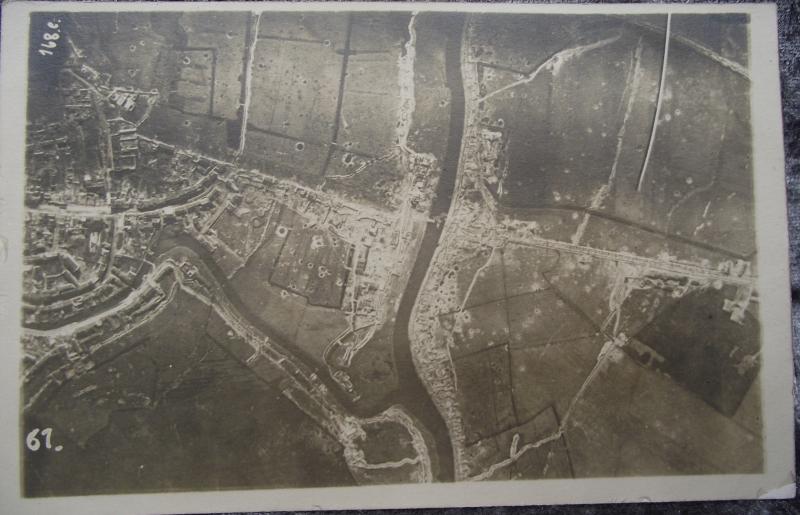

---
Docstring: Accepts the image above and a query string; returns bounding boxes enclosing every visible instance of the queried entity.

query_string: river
[386,12,467,482]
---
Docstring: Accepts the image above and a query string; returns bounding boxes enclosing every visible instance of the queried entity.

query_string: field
[407,13,452,157]
[471,13,754,260]
[180,12,250,121]
[228,206,352,364]
[563,350,761,476]
[635,286,760,416]
[509,335,605,422]
[454,343,517,445]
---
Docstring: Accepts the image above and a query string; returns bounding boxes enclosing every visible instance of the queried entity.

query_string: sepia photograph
[0,1,794,512]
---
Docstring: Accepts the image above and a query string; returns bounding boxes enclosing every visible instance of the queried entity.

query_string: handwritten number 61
[26,427,62,452]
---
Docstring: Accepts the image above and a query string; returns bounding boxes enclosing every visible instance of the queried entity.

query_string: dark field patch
[360,419,415,464]
[455,343,517,445]
[635,286,760,416]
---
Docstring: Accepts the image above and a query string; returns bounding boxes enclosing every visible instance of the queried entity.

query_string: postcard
[0,2,793,513]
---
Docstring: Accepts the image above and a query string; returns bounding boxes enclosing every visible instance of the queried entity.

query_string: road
[508,235,755,286]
